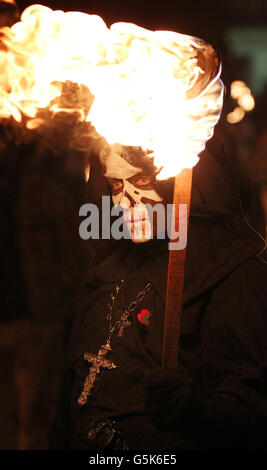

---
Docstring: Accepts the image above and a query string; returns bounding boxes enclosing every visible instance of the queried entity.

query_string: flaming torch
[0,5,224,369]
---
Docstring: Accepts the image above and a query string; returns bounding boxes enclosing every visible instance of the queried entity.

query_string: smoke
[0,80,107,165]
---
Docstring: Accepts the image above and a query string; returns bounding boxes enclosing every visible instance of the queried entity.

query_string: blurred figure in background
[0,123,93,449]
[0,5,95,450]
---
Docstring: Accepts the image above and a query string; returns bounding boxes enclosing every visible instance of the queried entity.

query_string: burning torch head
[0,5,224,238]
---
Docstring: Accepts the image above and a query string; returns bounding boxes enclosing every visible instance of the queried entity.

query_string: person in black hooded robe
[55,133,267,451]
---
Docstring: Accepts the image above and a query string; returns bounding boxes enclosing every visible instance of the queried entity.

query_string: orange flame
[0,4,223,178]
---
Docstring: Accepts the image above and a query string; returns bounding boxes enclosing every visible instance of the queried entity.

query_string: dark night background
[0,0,266,450]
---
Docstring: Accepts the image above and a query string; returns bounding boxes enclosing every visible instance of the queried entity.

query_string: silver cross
[78,342,117,406]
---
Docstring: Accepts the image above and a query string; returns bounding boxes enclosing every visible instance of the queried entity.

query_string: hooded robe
[54,136,267,450]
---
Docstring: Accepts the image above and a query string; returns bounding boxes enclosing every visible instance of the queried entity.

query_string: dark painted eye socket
[112,180,123,191]
[107,178,123,193]
[134,175,151,186]
[128,174,153,188]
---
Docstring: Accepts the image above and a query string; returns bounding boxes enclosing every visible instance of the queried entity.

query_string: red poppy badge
[137,308,152,326]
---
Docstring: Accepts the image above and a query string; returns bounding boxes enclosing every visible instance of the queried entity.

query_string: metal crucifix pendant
[77,342,117,406]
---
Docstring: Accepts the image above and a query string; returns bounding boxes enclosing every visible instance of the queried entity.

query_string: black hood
[83,134,266,306]
[191,136,244,218]
[86,134,252,220]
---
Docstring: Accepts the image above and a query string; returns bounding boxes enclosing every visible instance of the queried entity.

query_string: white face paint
[104,152,163,243]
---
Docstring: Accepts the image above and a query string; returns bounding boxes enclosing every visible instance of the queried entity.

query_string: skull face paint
[104,152,163,243]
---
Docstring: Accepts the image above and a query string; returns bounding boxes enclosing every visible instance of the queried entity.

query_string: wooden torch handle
[161,168,193,369]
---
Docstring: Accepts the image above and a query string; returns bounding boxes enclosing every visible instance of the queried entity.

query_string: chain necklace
[78,279,152,406]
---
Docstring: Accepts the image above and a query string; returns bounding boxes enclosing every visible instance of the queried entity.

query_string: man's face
[105,153,163,243]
